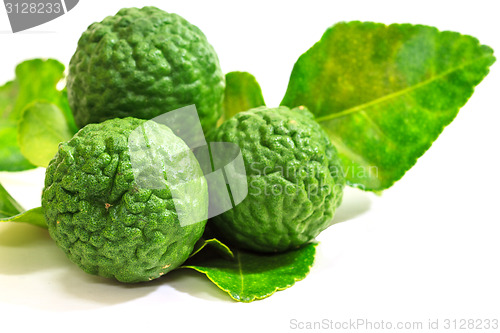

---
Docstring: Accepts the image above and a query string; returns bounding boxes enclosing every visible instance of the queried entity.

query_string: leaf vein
[237,251,244,294]
[315,55,491,123]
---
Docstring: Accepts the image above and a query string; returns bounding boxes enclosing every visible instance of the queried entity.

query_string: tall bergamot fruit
[67,6,224,134]
[209,106,345,253]
[42,117,208,283]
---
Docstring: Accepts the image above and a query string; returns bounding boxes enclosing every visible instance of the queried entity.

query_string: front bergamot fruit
[209,106,345,253]
[41,117,208,283]
[67,6,224,134]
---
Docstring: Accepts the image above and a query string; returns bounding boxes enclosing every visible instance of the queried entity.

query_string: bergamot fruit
[41,117,208,283]
[67,6,224,133]
[209,106,345,253]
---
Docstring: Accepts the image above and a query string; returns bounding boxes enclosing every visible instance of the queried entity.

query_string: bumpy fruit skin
[210,106,345,253]
[42,117,208,283]
[67,6,224,133]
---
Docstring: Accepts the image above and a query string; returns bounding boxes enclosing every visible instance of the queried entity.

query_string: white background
[1,0,499,332]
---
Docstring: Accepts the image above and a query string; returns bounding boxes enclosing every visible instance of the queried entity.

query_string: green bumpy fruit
[42,117,208,283]
[210,106,345,253]
[67,6,224,133]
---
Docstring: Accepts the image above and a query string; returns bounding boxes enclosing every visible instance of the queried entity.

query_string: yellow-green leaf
[0,59,77,171]
[0,121,35,171]
[222,71,265,121]
[18,102,75,168]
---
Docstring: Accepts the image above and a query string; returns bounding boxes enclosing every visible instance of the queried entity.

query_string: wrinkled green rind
[67,6,224,134]
[0,58,77,171]
[281,22,496,191]
[42,117,208,283]
[210,106,344,253]
[18,102,75,168]
[222,71,265,120]
[0,182,23,218]
[0,207,47,229]
[182,242,317,302]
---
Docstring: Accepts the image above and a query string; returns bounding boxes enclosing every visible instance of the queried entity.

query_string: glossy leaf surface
[282,22,495,191]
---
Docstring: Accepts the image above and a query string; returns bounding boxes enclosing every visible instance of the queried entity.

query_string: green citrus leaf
[58,89,78,134]
[0,121,35,171]
[281,22,495,191]
[11,59,67,120]
[18,102,75,168]
[182,242,317,302]
[0,79,35,171]
[189,238,234,259]
[222,71,265,120]
[0,183,46,228]
[0,59,77,171]
[0,182,23,218]
[0,81,17,118]
[0,206,47,229]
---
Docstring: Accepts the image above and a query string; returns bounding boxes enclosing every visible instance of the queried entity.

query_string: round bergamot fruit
[67,6,224,133]
[209,106,345,253]
[41,117,208,283]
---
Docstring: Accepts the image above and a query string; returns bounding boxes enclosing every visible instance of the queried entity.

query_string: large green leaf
[0,207,47,229]
[222,71,265,121]
[182,242,317,302]
[281,22,495,191]
[18,102,75,168]
[0,59,77,171]
[0,182,23,218]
